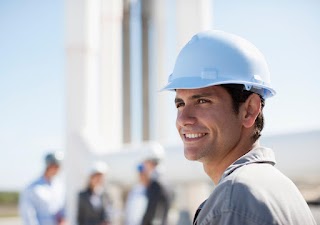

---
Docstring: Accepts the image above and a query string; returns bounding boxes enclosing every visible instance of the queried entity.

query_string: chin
[184,148,200,161]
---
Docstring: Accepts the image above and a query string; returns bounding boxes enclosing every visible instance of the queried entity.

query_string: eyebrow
[174,98,183,104]
[175,92,214,103]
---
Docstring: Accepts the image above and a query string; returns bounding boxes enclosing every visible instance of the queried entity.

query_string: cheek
[175,118,179,130]
[206,108,239,131]
[199,110,219,126]
[220,114,242,140]
[175,113,182,131]
[52,167,59,174]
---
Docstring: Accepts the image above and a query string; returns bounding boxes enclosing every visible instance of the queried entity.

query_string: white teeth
[185,133,205,138]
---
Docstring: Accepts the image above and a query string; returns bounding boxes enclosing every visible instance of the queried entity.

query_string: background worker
[124,163,149,225]
[162,30,316,224]
[19,151,67,225]
[141,154,172,225]
[77,161,112,225]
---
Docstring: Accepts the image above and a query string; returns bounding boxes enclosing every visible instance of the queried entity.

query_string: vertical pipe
[130,0,143,142]
[141,0,150,141]
[122,0,132,143]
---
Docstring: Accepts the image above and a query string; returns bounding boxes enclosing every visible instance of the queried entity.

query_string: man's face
[47,164,60,177]
[175,85,243,164]
[90,173,104,187]
[143,160,155,176]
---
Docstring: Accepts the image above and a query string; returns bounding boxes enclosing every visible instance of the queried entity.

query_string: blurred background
[0,0,320,224]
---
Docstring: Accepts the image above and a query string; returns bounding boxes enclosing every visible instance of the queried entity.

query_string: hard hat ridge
[162,30,276,99]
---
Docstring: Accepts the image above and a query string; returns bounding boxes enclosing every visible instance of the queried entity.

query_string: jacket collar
[219,146,276,184]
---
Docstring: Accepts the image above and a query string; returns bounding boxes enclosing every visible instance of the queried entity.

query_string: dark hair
[220,84,265,142]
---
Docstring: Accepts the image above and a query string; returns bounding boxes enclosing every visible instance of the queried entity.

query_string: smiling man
[162,30,316,225]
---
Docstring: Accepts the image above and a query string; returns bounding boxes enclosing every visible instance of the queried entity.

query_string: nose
[176,105,196,128]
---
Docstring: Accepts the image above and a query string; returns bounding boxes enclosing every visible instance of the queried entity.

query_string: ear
[241,94,261,128]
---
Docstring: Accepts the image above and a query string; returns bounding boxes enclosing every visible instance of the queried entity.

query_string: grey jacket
[141,177,172,225]
[194,146,316,225]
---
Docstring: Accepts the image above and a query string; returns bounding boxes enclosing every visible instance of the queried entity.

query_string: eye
[198,99,210,104]
[175,102,185,108]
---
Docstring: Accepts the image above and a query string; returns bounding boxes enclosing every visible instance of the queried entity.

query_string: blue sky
[0,0,65,190]
[213,0,320,134]
[0,0,320,190]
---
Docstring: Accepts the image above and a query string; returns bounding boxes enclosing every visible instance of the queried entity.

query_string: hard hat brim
[160,76,276,99]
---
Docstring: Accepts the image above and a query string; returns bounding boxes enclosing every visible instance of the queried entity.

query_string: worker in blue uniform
[19,151,66,225]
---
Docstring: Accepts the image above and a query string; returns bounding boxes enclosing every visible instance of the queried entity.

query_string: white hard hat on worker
[162,30,276,98]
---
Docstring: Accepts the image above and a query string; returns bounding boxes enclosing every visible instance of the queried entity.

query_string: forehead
[175,86,222,98]
[91,173,104,178]
[48,163,60,168]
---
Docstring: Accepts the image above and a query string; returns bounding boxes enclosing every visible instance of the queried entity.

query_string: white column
[148,0,178,143]
[149,0,213,144]
[175,0,213,48]
[100,0,124,149]
[65,0,124,224]
[65,0,97,224]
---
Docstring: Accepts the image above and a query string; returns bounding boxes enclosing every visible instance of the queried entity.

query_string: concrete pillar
[65,0,99,223]
[175,0,213,48]
[65,0,124,224]
[145,0,174,142]
[100,0,124,149]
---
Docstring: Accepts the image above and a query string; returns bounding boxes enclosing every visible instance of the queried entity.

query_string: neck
[204,139,259,185]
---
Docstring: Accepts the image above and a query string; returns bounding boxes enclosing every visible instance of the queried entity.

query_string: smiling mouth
[184,133,207,139]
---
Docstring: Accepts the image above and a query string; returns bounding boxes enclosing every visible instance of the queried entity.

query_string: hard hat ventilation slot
[244,84,252,91]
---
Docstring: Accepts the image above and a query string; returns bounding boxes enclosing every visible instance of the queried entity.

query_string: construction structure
[65,0,213,224]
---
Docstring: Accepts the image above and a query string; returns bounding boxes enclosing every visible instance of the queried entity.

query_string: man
[141,155,172,225]
[77,161,112,225]
[19,151,67,225]
[124,163,148,225]
[162,30,316,224]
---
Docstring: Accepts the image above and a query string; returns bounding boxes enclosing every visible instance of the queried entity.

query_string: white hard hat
[90,161,109,175]
[143,142,165,164]
[162,30,276,99]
